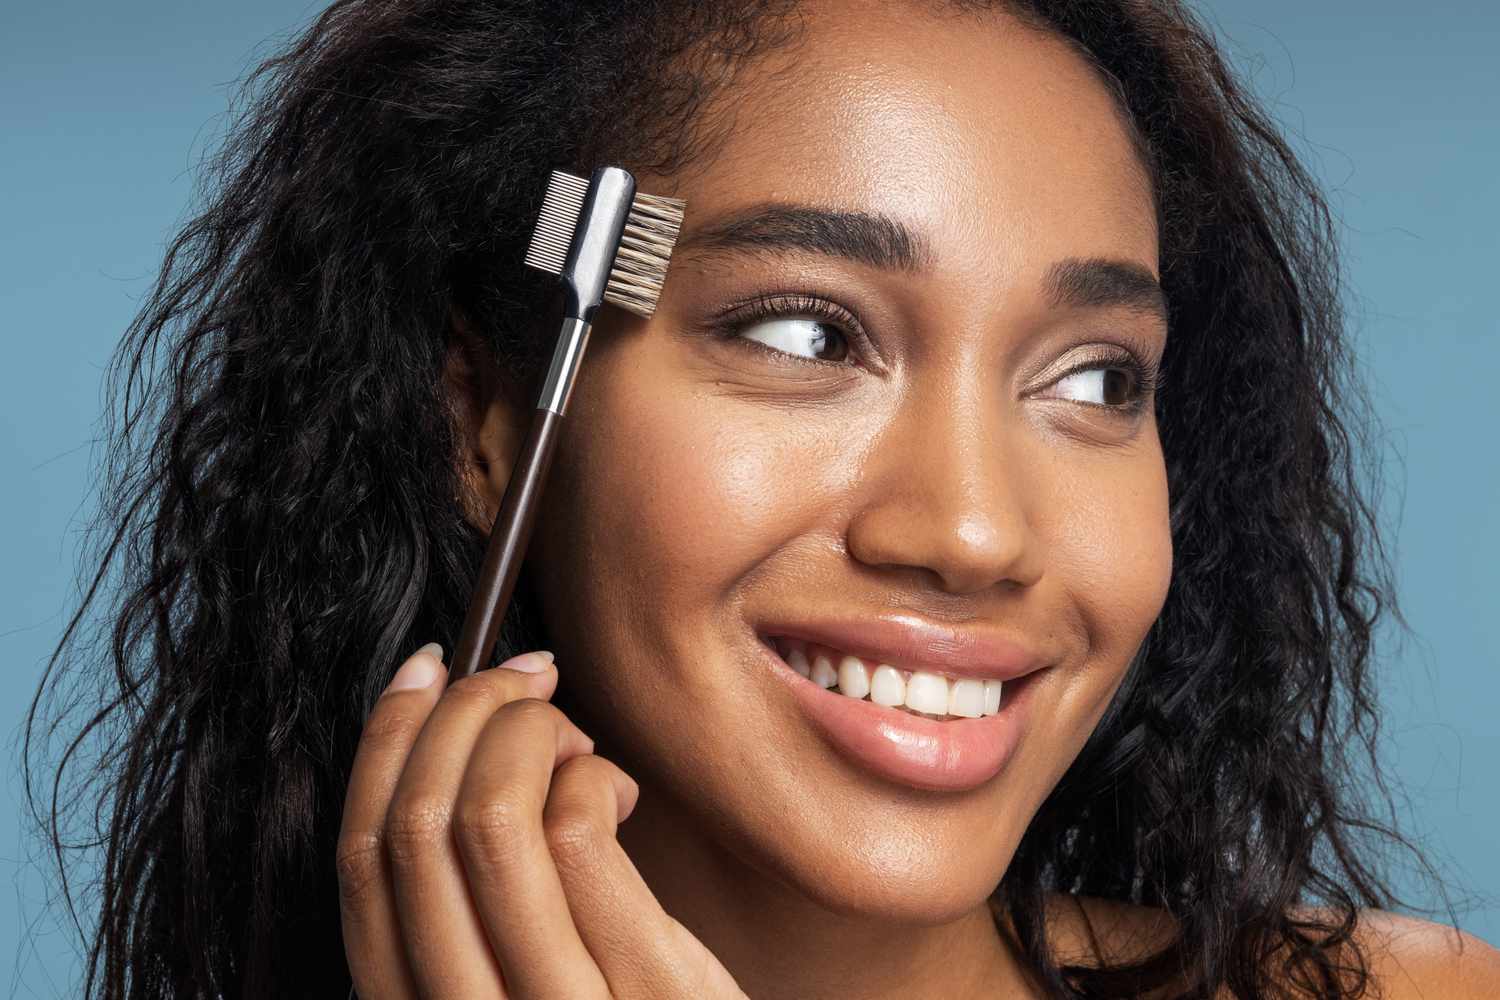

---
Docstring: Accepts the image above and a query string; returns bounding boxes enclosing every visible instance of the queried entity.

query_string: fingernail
[387,644,445,691]
[498,649,555,674]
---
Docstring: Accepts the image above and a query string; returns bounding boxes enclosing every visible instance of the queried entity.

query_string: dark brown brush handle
[448,405,563,683]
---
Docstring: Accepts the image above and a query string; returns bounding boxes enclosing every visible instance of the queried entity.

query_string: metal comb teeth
[522,169,687,319]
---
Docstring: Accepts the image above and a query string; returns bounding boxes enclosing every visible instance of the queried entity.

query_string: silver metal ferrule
[537,316,591,415]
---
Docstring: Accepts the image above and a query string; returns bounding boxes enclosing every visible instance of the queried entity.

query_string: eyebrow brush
[447,167,687,684]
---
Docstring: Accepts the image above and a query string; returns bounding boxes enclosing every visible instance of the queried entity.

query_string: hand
[337,643,748,999]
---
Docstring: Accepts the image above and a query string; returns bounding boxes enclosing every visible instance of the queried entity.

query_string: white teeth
[869,664,905,707]
[948,678,985,719]
[773,636,1006,719]
[810,652,838,689]
[984,679,1003,715]
[837,655,870,699]
[904,671,950,715]
[786,646,811,678]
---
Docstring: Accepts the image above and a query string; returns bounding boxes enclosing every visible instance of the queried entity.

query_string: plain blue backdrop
[4,1,1496,993]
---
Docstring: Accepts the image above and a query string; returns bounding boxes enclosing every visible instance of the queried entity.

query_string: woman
[27,0,1498,997]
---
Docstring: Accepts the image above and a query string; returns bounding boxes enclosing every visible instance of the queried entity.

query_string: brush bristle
[522,171,589,276]
[523,170,687,319]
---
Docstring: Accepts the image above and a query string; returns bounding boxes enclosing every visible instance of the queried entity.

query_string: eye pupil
[1103,368,1130,405]
[812,323,846,361]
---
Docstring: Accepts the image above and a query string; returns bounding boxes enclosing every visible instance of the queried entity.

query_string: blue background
[4,1,1496,992]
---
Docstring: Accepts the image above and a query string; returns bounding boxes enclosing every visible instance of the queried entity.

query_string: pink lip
[757,612,1047,682]
[756,637,1042,792]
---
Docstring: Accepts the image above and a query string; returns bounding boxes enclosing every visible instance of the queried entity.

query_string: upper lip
[757,612,1050,682]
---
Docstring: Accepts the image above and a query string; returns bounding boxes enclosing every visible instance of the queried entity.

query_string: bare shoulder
[1338,907,1500,999]
[1038,894,1500,999]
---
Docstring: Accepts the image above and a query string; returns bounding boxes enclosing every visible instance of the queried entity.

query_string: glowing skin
[457,3,1170,997]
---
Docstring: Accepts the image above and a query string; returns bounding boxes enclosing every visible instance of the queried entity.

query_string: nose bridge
[846,366,1042,595]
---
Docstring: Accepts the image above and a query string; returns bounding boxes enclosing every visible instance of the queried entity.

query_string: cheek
[1043,431,1172,682]
[540,354,844,631]
[524,356,757,757]
[584,400,780,590]
[998,430,1171,807]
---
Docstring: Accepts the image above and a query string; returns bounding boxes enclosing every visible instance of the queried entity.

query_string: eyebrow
[1043,256,1168,322]
[676,202,1168,321]
[677,203,933,272]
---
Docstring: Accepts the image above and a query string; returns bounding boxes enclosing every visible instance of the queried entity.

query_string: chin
[769,824,1014,925]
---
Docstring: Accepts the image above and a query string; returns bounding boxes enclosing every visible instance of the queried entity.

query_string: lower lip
[756,639,1039,793]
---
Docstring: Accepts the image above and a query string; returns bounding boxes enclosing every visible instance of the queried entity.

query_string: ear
[444,307,531,533]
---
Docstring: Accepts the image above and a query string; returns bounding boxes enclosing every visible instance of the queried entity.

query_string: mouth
[761,634,1006,721]
[754,629,1044,792]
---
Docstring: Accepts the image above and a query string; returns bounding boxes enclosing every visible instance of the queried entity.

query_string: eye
[711,292,867,367]
[738,315,851,363]
[1051,365,1138,407]
[1034,346,1158,414]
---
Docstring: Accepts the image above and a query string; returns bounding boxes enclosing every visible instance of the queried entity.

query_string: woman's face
[509,4,1171,928]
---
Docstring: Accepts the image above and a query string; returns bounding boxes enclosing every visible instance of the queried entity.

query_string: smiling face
[483,0,1171,936]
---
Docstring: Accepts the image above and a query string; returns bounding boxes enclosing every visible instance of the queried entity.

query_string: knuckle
[453,791,531,860]
[334,831,385,906]
[445,667,541,708]
[497,696,561,728]
[440,672,506,710]
[357,708,425,751]
[544,810,604,866]
[542,756,611,866]
[382,796,452,865]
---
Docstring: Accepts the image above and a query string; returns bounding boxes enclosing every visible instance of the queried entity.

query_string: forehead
[649,2,1158,287]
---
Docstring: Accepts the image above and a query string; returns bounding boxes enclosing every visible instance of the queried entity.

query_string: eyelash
[712,291,1160,415]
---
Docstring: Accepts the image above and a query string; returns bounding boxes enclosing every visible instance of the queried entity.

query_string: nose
[845,377,1044,596]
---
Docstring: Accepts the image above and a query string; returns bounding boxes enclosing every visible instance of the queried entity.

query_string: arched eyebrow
[1043,256,1168,323]
[675,202,1167,322]
[677,203,933,271]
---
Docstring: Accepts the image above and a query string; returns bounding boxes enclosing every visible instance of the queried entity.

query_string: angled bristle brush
[447,167,687,683]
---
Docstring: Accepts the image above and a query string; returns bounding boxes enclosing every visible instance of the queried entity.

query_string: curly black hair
[25,1,1461,996]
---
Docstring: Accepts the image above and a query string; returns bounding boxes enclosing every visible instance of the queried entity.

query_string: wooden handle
[448,405,563,683]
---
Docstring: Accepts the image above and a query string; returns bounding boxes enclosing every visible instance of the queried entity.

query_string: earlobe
[443,309,530,533]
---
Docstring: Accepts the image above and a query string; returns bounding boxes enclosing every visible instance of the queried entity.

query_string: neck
[614,781,1040,1000]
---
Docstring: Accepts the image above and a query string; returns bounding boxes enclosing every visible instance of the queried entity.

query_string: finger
[384,651,594,999]
[545,760,743,999]
[453,699,616,999]
[337,643,445,1000]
